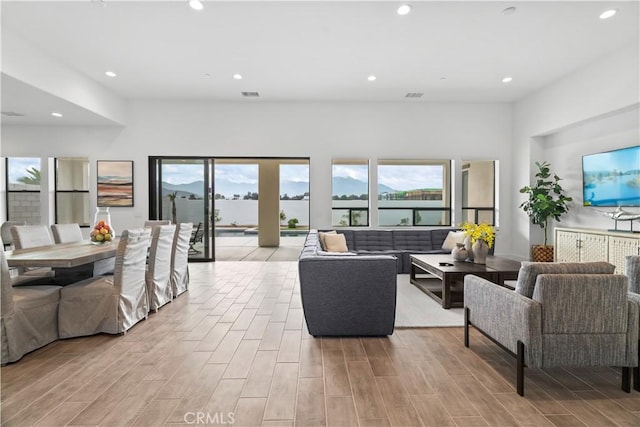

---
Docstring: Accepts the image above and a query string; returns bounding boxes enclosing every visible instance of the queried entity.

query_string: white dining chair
[58,228,151,338]
[51,223,83,243]
[144,220,171,231]
[10,224,54,249]
[1,221,25,250]
[1,251,62,364]
[10,225,55,279]
[171,222,192,298]
[146,224,176,312]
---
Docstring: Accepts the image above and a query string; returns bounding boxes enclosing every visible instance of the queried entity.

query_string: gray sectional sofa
[297,228,459,336]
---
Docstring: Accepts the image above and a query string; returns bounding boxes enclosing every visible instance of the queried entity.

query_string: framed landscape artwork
[97,160,134,207]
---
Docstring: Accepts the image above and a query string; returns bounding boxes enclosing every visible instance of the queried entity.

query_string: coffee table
[409,254,521,309]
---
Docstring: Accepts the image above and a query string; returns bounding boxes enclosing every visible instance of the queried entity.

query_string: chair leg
[622,367,631,393]
[517,340,525,396]
[464,307,470,348]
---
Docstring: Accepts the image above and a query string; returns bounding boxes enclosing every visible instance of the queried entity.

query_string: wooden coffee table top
[410,254,521,275]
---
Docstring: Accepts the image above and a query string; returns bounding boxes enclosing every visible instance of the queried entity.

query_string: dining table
[5,239,119,284]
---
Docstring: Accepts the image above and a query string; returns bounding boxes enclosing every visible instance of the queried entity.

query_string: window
[461,160,496,225]
[332,160,369,226]
[377,160,451,226]
[55,158,90,226]
[6,157,42,224]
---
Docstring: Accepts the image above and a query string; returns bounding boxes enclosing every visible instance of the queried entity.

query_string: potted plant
[167,192,178,224]
[519,161,573,262]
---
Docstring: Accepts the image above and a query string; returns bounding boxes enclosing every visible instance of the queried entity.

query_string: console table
[555,227,640,273]
[409,254,521,309]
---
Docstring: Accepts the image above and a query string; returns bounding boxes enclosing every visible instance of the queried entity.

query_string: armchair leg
[517,340,525,396]
[622,367,631,393]
[464,307,470,348]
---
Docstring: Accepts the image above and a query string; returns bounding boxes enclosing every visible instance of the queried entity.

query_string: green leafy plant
[287,218,299,229]
[519,161,572,246]
[279,210,287,224]
[17,167,41,185]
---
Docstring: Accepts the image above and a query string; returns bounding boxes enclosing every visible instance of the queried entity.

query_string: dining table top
[5,239,119,269]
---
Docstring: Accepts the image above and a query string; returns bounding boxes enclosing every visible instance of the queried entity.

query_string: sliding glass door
[149,157,213,261]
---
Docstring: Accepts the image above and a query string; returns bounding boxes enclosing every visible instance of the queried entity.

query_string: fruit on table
[91,221,114,243]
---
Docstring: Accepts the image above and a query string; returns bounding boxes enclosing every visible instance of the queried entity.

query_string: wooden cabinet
[555,227,640,273]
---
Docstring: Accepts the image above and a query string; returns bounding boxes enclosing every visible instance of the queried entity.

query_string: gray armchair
[464,262,638,396]
[625,255,640,391]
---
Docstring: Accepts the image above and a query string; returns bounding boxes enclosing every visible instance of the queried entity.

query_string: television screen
[582,145,640,207]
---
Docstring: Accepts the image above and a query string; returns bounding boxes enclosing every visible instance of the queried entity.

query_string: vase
[92,207,115,243]
[472,239,489,264]
[451,243,468,262]
[464,236,474,261]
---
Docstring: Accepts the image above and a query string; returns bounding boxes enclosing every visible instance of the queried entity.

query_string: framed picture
[97,160,134,207]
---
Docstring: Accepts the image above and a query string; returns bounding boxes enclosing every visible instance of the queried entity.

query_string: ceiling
[1,1,639,125]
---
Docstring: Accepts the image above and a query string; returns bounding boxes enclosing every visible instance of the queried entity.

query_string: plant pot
[531,245,554,262]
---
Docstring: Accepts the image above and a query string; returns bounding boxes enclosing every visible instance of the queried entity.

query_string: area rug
[394,274,464,327]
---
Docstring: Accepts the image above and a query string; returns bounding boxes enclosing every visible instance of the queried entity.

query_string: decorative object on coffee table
[519,161,572,262]
[451,243,468,261]
[461,222,495,264]
[472,239,489,264]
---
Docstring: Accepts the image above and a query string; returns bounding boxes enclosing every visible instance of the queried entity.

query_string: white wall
[512,43,640,259]
[543,106,639,231]
[1,101,514,252]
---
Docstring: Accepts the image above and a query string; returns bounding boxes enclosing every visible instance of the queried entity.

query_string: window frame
[54,157,91,226]
[331,159,370,227]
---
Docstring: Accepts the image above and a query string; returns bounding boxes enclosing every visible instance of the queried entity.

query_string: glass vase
[92,207,115,243]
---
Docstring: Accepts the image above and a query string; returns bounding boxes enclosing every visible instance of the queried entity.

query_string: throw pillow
[318,230,337,250]
[323,233,349,253]
[441,231,466,252]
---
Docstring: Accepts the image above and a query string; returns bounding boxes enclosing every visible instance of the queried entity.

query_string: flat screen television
[582,145,640,207]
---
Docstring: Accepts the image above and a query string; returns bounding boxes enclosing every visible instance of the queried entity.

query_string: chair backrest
[0,252,15,316]
[626,255,640,294]
[147,224,176,292]
[171,222,192,294]
[51,223,84,243]
[113,228,151,295]
[144,220,171,233]
[515,261,616,298]
[10,225,54,249]
[533,274,629,334]
[1,221,26,249]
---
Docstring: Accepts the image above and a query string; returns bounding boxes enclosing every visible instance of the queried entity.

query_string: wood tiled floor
[2,261,639,426]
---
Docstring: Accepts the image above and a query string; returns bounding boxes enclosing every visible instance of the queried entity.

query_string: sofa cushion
[318,230,337,250]
[353,230,394,251]
[515,261,616,298]
[324,233,349,252]
[336,230,355,250]
[392,230,436,251]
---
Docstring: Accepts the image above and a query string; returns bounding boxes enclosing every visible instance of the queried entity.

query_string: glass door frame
[148,156,213,262]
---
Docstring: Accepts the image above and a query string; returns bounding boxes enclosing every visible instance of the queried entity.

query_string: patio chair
[188,222,204,254]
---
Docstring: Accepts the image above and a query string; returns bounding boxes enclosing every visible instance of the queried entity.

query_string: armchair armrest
[464,274,542,367]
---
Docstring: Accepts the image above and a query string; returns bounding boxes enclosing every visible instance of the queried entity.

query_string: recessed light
[233,74,243,80]
[599,9,617,19]
[440,77,447,80]
[502,6,516,16]
[367,75,377,82]
[502,76,513,83]
[204,73,212,78]
[51,112,63,118]
[189,0,203,11]
[397,4,412,16]
[105,70,117,77]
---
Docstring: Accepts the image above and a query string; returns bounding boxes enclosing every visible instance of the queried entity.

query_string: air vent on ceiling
[405,93,423,98]
[1,111,25,117]
[241,92,260,97]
